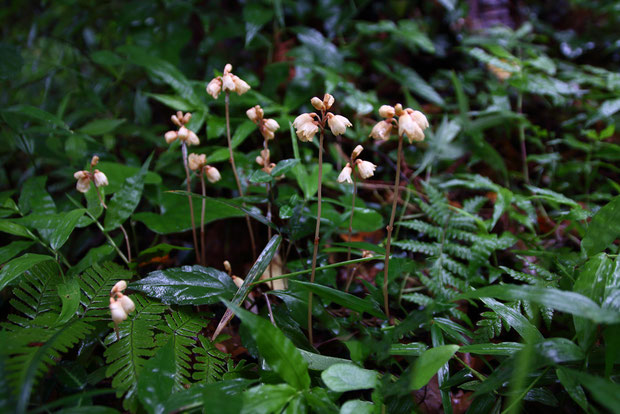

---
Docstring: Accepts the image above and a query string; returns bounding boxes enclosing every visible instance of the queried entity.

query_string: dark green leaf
[459,342,524,356]
[78,119,125,136]
[19,177,56,215]
[131,265,237,306]
[271,159,299,176]
[0,43,23,80]
[556,367,587,411]
[0,220,34,239]
[0,254,55,291]
[49,209,85,251]
[249,169,273,183]
[54,278,81,326]
[297,349,353,370]
[4,105,69,130]
[389,343,428,356]
[410,345,459,390]
[137,339,176,414]
[0,240,34,263]
[241,384,297,414]
[582,195,620,256]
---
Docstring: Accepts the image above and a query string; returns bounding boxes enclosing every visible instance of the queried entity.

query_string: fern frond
[104,295,166,412]
[192,335,230,384]
[463,196,488,214]
[80,262,132,319]
[5,262,61,327]
[156,311,205,388]
[393,240,440,256]
[399,220,443,239]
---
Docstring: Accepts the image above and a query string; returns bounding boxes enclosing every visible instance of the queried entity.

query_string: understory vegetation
[1,1,619,413]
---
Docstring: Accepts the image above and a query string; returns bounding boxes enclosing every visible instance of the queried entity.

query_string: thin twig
[182,142,200,262]
[308,128,325,345]
[382,134,404,320]
[118,224,132,263]
[200,171,207,265]
[344,176,357,291]
[225,92,257,259]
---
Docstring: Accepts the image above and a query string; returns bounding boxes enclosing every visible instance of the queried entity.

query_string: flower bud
[369,120,392,140]
[206,78,222,99]
[323,93,335,110]
[351,145,364,160]
[394,104,404,116]
[311,97,324,111]
[260,129,275,141]
[224,63,233,74]
[222,73,235,92]
[119,294,135,314]
[263,119,279,133]
[182,112,192,124]
[188,153,206,171]
[337,163,353,184]
[410,110,429,130]
[205,166,221,183]
[232,275,244,288]
[246,106,263,123]
[223,260,232,274]
[398,113,424,143]
[378,105,395,118]
[327,114,352,136]
[91,155,99,167]
[187,130,200,146]
[111,280,127,294]
[171,114,182,127]
[356,159,376,179]
[165,131,178,144]
[93,170,109,187]
[110,299,128,324]
[256,155,265,166]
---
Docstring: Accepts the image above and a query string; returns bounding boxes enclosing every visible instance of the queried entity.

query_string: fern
[192,335,231,384]
[80,261,132,319]
[104,294,166,412]
[155,311,205,388]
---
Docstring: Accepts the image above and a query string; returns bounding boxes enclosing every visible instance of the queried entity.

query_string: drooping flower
[379,105,395,118]
[164,112,200,146]
[93,170,108,187]
[398,112,424,143]
[109,280,135,325]
[109,299,127,323]
[206,63,251,99]
[327,114,352,136]
[351,145,364,160]
[293,113,318,142]
[119,294,135,313]
[409,109,429,130]
[369,120,393,140]
[111,280,127,294]
[188,153,207,171]
[74,170,91,193]
[205,166,221,183]
[356,159,376,179]
[338,163,353,184]
[311,97,324,111]
[206,78,222,99]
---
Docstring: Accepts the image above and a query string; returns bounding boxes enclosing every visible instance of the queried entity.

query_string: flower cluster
[206,64,251,99]
[369,104,429,143]
[337,145,377,183]
[164,111,200,146]
[74,155,108,193]
[188,153,221,183]
[255,148,275,174]
[246,105,280,141]
[109,280,135,324]
[293,93,352,142]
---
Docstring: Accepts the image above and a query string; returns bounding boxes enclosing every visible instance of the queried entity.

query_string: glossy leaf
[459,342,524,356]
[228,302,310,390]
[582,195,620,256]
[49,209,85,251]
[0,240,34,263]
[104,153,152,231]
[290,280,384,318]
[54,278,81,326]
[241,384,297,414]
[481,298,544,342]
[4,104,69,130]
[130,265,237,306]
[556,367,587,411]
[389,343,428,356]
[270,158,299,176]
[137,339,176,414]
[321,363,378,392]
[0,253,55,291]
[0,220,34,239]
[18,177,56,215]
[340,400,373,414]
[78,119,125,136]
[297,349,353,371]
[410,345,459,390]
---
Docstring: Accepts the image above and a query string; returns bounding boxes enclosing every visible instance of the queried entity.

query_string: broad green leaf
[321,364,378,392]
[137,339,176,414]
[0,240,34,263]
[241,384,297,414]
[54,278,81,326]
[297,349,353,370]
[0,43,23,80]
[146,93,195,111]
[0,254,55,291]
[481,298,544,342]
[130,265,237,306]
[213,236,281,338]
[0,220,34,239]
[582,195,620,256]
[229,302,310,390]
[459,285,620,324]
[410,345,459,390]
[49,209,85,250]
[340,400,373,414]
[18,177,56,215]
[290,280,384,318]
[556,367,587,411]
[249,169,273,183]
[341,207,384,232]
[231,120,256,149]
[78,119,125,136]
[271,159,300,176]
[96,162,161,194]
[533,338,584,364]
[573,370,620,413]
[104,153,152,231]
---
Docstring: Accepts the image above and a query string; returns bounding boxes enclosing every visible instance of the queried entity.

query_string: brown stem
[344,176,357,292]
[182,142,200,262]
[264,291,276,326]
[225,92,257,259]
[382,134,403,320]
[200,171,207,265]
[308,128,325,346]
[119,224,132,263]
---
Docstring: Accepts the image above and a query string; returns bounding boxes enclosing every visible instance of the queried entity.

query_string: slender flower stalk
[165,111,201,262]
[337,145,376,291]
[370,104,429,319]
[207,64,257,259]
[294,93,352,345]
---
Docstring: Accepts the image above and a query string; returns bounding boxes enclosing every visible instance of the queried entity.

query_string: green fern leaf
[80,262,132,319]
[104,294,166,412]
[192,335,230,384]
